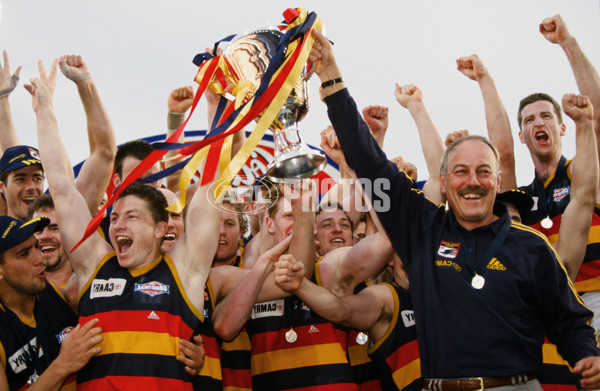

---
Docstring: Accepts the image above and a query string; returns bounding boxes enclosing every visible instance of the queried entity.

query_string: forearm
[165,112,186,192]
[561,37,600,130]
[295,277,351,324]
[212,262,272,341]
[408,102,444,178]
[35,104,76,194]
[289,203,316,279]
[0,97,19,152]
[571,118,598,207]
[26,360,71,391]
[477,75,516,190]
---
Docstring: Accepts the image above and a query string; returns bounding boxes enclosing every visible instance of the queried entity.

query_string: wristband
[321,77,343,89]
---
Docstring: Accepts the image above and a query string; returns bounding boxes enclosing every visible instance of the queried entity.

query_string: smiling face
[0,236,47,296]
[0,165,44,221]
[315,208,353,256]
[32,207,67,272]
[158,189,184,254]
[440,138,501,231]
[109,195,167,269]
[519,100,565,163]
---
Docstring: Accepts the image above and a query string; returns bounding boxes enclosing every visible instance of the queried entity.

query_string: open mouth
[534,131,549,142]
[331,238,345,244]
[22,196,37,206]
[39,243,58,254]
[218,240,228,246]
[163,233,176,242]
[116,235,133,254]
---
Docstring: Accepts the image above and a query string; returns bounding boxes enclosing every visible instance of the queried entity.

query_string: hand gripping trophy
[222,25,327,182]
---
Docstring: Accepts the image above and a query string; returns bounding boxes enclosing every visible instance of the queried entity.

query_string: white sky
[1,1,599,186]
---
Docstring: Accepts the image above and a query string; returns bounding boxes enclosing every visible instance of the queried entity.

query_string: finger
[79,318,100,334]
[38,60,47,79]
[14,66,21,78]
[2,50,8,69]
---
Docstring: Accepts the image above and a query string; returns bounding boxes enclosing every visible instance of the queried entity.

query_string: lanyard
[451,217,511,277]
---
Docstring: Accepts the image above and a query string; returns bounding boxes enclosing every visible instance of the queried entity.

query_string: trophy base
[266,148,327,183]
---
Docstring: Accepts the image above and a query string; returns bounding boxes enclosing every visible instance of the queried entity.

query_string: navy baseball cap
[0,145,42,175]
[496,189,534,217]
[0,215,49,253]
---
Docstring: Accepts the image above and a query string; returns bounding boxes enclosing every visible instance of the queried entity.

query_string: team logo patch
[55,327,73,344]
[251,299,284,319]
[437,240,460,258]
[28,147,41,160]
[134,281,170,297]
[90,278,126,299]
[553,187,569,202]
[401,310,416,328]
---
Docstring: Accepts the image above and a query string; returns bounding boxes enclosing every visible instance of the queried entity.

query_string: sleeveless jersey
[246,293,359,390]
[367,283,422,391]
[220,254,253,391]
[0,283,77,391]
[347,282,382,391]
[520,156,600,292]
[191,277,223,390]
[77,252,203,390]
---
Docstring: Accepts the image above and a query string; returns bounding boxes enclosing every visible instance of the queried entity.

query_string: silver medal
[285,328,297,343]
[356,332,368,345]
[471,274,485,289]
[541,217,553,229]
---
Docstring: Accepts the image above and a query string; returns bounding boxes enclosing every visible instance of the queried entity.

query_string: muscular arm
[275,255,392,332]
[456,54,515,190]
[319,231,394,296]
[27,60,112,287]
[555,94,598,280]
[60,55,117,214]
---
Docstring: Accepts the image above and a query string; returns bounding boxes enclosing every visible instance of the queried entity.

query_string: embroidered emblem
[147,311,160,320]
[134,281,170,297]
[55,327,73,343]
[308,325,320,333]
[486,258,507,271]
[437,240,460,258]
[553,187,569,202]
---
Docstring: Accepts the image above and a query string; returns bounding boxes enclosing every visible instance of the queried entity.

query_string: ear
[496,171,502,192]
[559,123,566,136]
[112,173,121,188]
[518,130,525,144]
[0,181,6,195]
[155,221,168,240]
[265,216,275,235]
[440,173,447,195]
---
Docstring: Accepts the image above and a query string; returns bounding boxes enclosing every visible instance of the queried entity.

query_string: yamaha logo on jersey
[134,281,170,297]
[251,299,285,319]
[90,278,126,299]
[553,187,569,202]
[437,240,460,259]
[55,327,73,344]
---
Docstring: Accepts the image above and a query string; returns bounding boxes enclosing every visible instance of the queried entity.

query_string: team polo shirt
[0,283,78,390]
[325,88,600,378]
[520,156,600,292]
[77,252,203,390]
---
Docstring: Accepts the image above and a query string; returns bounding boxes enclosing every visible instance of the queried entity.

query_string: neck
[46,262,73,289]
[458,214,499,231]
[532,152,562,184]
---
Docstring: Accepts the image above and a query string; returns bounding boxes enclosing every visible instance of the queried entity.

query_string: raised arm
[0,50,21,152]
[554,93,598,280]
[541,14,600,163]
[26,60,111,286]
[165,86,194,193]
[169,182,220,311]
[60,55,117,214]
[394,83,445,203]
[456,54,515,190]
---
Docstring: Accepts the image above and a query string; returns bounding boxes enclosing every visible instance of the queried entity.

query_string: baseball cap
[0,215,50,253]
[0,145,42,175]
[496,189,534,218]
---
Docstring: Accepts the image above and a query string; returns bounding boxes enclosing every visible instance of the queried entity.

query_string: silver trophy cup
[223,26,326,182]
